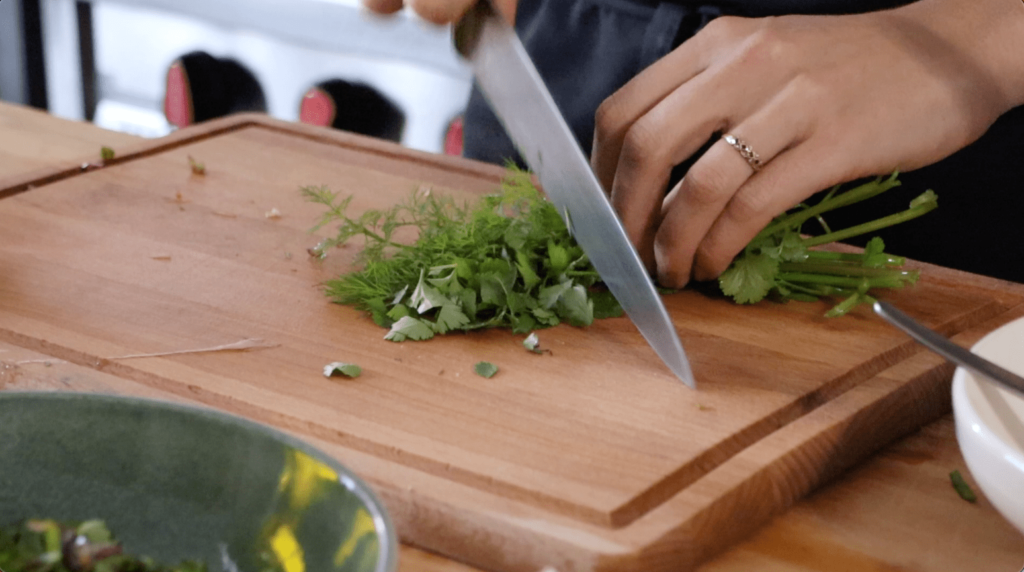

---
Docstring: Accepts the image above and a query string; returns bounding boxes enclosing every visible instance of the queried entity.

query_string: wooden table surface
[1,101,1021,572]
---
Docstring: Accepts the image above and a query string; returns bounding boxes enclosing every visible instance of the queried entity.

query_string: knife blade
[453,1,695,388]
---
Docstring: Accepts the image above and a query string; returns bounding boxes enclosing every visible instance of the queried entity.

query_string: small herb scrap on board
[304,168,937,340]
[474,361,499,378]
[949,469,978,503]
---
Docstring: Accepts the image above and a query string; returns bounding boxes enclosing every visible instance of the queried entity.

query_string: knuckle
[618,120,669,169]
[724,188,774,225]
[680,163,731,208]
[694,240,735,280]
[742,25,795,66]
[408,0,458,23]
[699,16,744,44]
[787,74,829,110]
[654,231,692,288]
[594,96,630,144]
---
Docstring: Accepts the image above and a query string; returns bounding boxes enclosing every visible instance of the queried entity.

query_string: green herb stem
[755,173,901,241]
[778,262,917,279]
[802,199,936,247]
[777,272,910,290]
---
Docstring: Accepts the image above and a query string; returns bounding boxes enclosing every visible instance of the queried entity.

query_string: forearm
[893,0,1024,111]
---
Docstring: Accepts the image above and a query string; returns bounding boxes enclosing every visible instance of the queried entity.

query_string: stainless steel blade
[454,1,695,387]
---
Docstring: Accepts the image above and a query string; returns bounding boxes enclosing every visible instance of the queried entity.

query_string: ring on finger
[722,134,763,172]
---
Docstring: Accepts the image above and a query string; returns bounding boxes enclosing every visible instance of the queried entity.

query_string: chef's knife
[453,1,695,388]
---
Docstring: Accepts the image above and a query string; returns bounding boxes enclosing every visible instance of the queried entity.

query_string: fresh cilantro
[304,167,623,340]
[474,361,499,378]
[323,362,362,378]
[100,146,115,161]
[384,316,435,342]
[719,172,937,316]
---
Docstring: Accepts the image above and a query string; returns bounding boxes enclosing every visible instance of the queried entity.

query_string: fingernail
[654,242,689,289]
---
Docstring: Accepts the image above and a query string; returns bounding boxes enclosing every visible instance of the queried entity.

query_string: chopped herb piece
[523,332,541,353]
[100,146,115,161]
[188,156,205,175]
[323,362,362,378]
[474,361,498,378]
[949,470,977,503]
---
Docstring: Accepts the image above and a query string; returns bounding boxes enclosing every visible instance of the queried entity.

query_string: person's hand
[591,0,1024,288]
[362,0,517,24]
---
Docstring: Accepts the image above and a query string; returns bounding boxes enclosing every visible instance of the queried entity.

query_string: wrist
[892,0,1024,111]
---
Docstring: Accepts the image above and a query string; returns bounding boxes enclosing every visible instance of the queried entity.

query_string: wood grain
[0,102,138,183]
[2,111,1022,571]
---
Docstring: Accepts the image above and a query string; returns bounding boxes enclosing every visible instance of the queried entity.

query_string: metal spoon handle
[874,300,1024,399]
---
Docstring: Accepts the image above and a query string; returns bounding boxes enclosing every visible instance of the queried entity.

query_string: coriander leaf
[556,283,594,327]
[515,249,541,290]
[523,332,540,352]
[411,269,450,313]
[392,285,409,306]
[458,288,478,320]
[531,307,560,326]
[385,316,435,342]
[474,361,499,378]
[100,146,115,161]
[547,240,570,274]
[323,362,362,378]
[591,290,624,319]
[511,313,537,334]
[387,304,411,321]
[507,291,536,314]
[522,332,551,354]
[479,274,507,307]
[719,251,779,304]
[365,298,391,327]
[778,231,808,262]
[538,281,572,309]
[435,303,471,334]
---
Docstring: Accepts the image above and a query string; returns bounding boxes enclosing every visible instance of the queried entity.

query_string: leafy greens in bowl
[0,392,397,572]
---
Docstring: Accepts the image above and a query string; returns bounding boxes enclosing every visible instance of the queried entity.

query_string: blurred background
[0,0,472,154]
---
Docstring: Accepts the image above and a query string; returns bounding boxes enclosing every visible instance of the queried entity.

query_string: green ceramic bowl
[0,392,397,572]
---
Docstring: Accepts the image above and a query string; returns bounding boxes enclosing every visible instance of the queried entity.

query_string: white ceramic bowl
[952,316,1024,535]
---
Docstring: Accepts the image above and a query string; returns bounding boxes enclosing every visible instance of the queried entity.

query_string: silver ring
[723,134,763,172]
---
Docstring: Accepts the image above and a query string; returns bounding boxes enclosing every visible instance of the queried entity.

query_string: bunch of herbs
[719,171,937,316]
[302,168,622,341]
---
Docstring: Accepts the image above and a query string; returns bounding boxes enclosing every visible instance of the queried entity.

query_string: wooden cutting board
[1,114,1022,572]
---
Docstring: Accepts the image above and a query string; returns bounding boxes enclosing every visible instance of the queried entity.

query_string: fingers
[362,0,405,15]
[591,17,750,193]
[653,106,803,287]
[688,142,842,283]
[605,72,729,271]
[374,0,516,24]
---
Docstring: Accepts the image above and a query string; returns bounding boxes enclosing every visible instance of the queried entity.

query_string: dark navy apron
[462,0,1024,283]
